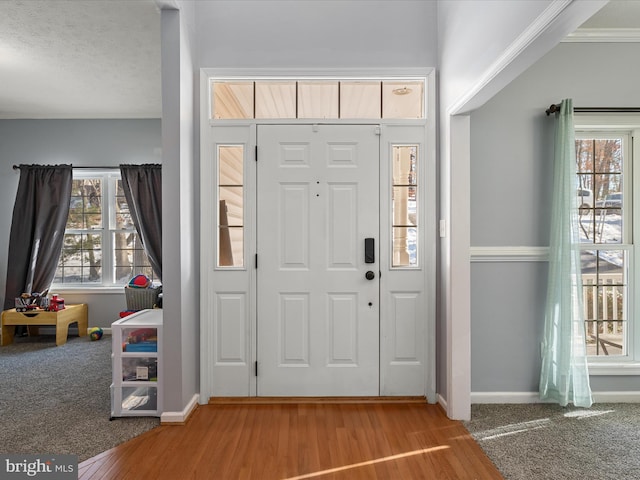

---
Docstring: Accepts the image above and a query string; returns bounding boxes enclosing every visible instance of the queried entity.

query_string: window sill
[49,286,125,295]
[588,362,640,376]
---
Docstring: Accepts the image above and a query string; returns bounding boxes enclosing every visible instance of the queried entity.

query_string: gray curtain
[3,164,72,310]
[120,164,162,281]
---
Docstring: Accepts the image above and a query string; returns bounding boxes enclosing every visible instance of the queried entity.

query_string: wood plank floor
[79,402,503,480]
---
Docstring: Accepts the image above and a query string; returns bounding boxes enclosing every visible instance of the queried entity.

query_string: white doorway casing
[199,70,436,402]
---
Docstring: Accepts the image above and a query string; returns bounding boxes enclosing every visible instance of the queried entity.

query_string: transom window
[210,78,425,120]
[54,171,154,287]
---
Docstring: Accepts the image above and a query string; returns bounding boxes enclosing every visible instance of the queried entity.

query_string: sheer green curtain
[539,99,593,407]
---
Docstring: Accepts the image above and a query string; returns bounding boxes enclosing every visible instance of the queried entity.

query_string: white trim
[592,391,640,402]
[425,71,438,404]
[447,114,471,421]
[437,393,448,411]
[471,392,552,404]
[199,69,213,405]
[202,67,434,80]
[49,287,125,295]
[160,393,200,424]
[470,246,549,262]
[471,391,640,403]
[447,0,573,116]
[564,28,640,43]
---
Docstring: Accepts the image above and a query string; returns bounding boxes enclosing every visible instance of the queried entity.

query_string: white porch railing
[583,273,624,356]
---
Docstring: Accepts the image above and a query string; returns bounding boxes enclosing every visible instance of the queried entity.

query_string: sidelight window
[217,145,244,267]
[392,145,418,267]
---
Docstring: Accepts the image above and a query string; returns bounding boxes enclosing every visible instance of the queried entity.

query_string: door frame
[199,68,436,403]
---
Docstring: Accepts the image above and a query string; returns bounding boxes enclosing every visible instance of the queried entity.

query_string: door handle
[364,238,375,263]
[365,270,375,280]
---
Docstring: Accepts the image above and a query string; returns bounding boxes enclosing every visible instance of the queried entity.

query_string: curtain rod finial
[546,103,561,116]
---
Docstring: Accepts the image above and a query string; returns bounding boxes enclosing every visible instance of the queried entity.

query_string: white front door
[257,124,380,396]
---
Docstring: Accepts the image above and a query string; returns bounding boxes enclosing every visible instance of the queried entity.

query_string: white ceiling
[0,0,637,120]
[0,0,161,119]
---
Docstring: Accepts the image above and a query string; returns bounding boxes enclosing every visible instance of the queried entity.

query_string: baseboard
[208,396,427,405]
[472,391,640,403]
[472,392,549,404]
[592,391,640,403]
[437,393,448,411]
[26,326,113,336]
[160,393,200,425]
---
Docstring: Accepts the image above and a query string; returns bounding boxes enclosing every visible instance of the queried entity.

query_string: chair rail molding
[470,246,549,263]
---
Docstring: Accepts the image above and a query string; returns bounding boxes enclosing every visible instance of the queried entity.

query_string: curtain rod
[12,165,120,170]
[546,104,640,116]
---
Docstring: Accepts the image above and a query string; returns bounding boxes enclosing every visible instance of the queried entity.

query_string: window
[575,131,631,359]
[392,145,418,267]
[211,78,425,120]
[217,146,244,267]
[54,171,154,287]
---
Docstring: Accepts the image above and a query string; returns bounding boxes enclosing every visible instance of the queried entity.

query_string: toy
[48,294,65,312]
[89,327,104,341]
[126,328,156,343]
[14,292,65,313]
[15,292,42,312]
[128,274,151,289]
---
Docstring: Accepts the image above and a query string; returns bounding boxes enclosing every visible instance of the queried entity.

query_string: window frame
[575,115,640,374]
[52,169,152,290]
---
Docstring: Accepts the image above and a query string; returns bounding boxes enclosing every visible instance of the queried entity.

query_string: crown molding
[564,28,640,43]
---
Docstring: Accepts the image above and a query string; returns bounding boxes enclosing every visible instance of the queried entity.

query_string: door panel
[257,124,379,396]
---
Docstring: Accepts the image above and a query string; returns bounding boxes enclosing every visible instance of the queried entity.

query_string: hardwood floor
[79,401,503,479]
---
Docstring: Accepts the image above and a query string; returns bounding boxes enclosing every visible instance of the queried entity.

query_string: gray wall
[192,0,438,405]
[196,0,437,69]
[470,42,640,395]
[0,119,161,329]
